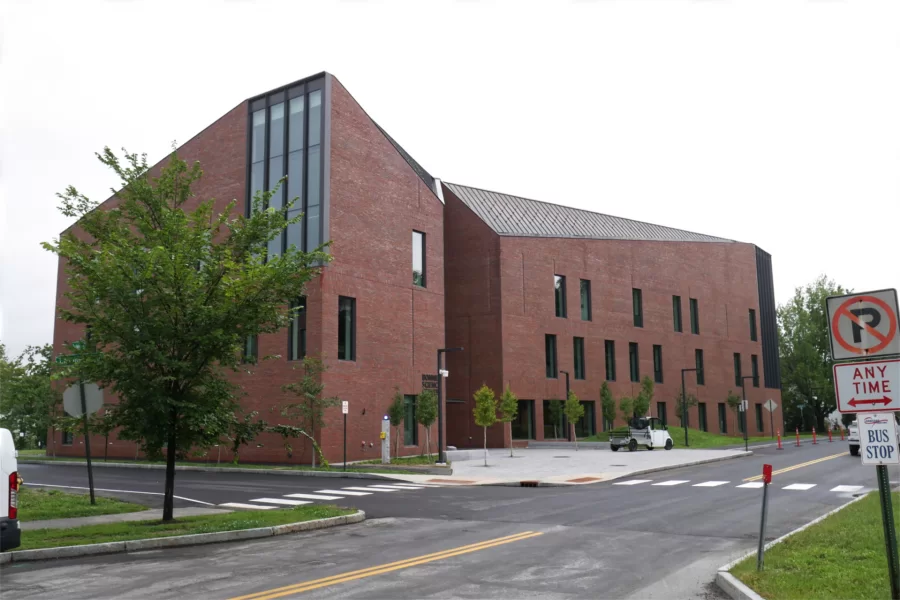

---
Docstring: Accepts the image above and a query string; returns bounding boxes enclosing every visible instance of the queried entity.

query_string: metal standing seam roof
[443,183,736,243]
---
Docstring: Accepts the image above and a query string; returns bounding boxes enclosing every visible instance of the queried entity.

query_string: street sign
[834,359,900,413]
[63,383,103,417]
[763,399,778,413]
[827,289,900,361]
[341,400,349,415]
[72,341,86,351]
[422,374,439,391]
[859,414,900,466]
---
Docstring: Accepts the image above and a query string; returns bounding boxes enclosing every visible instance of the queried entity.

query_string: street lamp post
[741,375,755,452]
[681,368,702,447]
[559,370,571,441]
[437,347,463,465]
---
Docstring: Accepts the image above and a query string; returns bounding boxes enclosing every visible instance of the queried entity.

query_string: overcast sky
[2,0,898,357]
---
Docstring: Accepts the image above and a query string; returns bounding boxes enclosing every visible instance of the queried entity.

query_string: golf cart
[610,417,674,452]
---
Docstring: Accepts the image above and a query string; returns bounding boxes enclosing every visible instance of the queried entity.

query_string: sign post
[764,399,778,439]
[342,401,349,473]
[860,414,900,599]
[757,463,772,571]
[381,415,390,465]
[62,381,103,505]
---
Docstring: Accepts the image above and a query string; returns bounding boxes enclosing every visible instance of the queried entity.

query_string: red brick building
[51,71,781,463]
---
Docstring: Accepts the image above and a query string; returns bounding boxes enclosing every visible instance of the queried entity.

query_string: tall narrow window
[267,102,285,259]
[755,404,764,433]
[690,298,700,334]
[656,402,667,426]
[673,295,683,332]
[718,403,727,433]
[286,94,305,250]
[545,335,558,378]
[749,309,757,342]
[412,231,426,287]
[338,296,356,361]
[574,337,585,380]
[403,395,418,445]
[249,109,266,212]
[653,345,663,384]
[695,349,705,385]
[554,276,567,318]
[306,89,323,251]
[288,297,306,361]
[604,340,616,381]
[243,335,258,363]
[580,279,592,321]
[632,288,643,327]
[734,353,742,387]
[629,342,640,382]
[751,354,759,388]
[698,403,708,432]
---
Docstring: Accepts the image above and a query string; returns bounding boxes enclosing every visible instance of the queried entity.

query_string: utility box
[381,416,390,464]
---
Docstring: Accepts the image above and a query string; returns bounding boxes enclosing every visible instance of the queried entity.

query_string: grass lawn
[665,426,776,448]
[731,492,898,600]
[17,504,354,551]
[357,455,444,466]
[581,433,610,442]
[19,487,146,522]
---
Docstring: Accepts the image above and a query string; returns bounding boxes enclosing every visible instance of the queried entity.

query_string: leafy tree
[266,423,327,467]
[600,382,616,431]
[226,409,267,465]
[674,390,698,426]
[633,376,654,418]
[563,390,585,450]
[280,355,340,467]
[387,388,405,458]
[43,148,328,521]
[778,275,848,431]
[619,396,634,425]
[416,389,438,458]
[726,390,742,433]
[0,343,59,449]
[92,408,119,461]
[497,385,519,457]
[472,384,497,467]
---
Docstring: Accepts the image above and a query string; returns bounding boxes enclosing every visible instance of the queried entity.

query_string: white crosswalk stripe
[344,486,398,492]
[692,481,729,487]
[736,482,765,489]
[830,485,864,493]
[316,489,372,496]
[249,498,312,506]
[219,502,277,510]
[783,483,816,491]
[285,493,344,501]
[613,480,652,486]
[652,480,689,486]
[366,485,418,490]
[383,484,428,489]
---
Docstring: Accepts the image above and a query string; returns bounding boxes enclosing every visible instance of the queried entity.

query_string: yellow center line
[743,452,846,481]
[229,531,545,600]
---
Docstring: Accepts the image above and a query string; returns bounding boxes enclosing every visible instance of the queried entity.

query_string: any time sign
[834,359,900,413]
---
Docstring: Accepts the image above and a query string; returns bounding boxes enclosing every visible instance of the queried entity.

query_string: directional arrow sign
[834,359,900,414]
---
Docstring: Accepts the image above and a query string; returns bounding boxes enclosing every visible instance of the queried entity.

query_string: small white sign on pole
[763,399,778,413]
[341,401,349,415]
[859,414,900,465]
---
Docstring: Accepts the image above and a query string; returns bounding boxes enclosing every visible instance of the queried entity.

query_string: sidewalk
[21,507,230,530]
[383,447,752,486]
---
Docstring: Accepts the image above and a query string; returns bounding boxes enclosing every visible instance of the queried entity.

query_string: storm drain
[520,481,539,487]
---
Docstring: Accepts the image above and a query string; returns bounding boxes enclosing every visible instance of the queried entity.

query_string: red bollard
[828,429,833,443]
[795,428,801,447]
[812,427,817,445]
[777,431,783,450]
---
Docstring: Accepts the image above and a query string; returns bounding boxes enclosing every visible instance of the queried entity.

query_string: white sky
[2,0,899,357]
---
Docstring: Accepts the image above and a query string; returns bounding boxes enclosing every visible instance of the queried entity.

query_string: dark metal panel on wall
[755,246,781,389]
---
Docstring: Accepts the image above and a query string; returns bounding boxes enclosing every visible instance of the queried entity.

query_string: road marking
[284,493,344,501]
[783,483,817,491]
[317,489,372,496]
[249,498,312,506]
[744,452,846,482]
[693,481,729,487]
[228,530,544,600]
[343,486,397,492]
[382,484,428,489]
[736,482,765,489]
[366,485,417,490]
[613,480,652,486]
[25,483,214,506]
[652,480,689,486]
[831,485,864,493]
[219,503,277,510]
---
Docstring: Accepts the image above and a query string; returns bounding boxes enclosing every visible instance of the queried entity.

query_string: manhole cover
[553,456,570,458]
[610,464,626,467]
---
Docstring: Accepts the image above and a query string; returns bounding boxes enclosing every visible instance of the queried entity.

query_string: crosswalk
[218,482,440,510]
[611,479,866,493]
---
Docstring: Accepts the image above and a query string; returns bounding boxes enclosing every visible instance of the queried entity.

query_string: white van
[0,428,21,551]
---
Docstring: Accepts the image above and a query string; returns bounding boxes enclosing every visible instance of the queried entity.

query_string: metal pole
[437,350,444,464]
[770,407,774,439]
[343,412,347,473]
[757,480,770,571]
[78,381,96,505]
[878,464,900,600]
[681,369,689,447]
[564,371,571,442]
[742,379,749,452]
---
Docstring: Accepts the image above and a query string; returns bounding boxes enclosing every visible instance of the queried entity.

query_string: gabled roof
[373,122,434,193]
[443,182,736,243]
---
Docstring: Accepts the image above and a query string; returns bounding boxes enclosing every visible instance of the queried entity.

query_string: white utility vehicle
[848,420,859,457]
[610,417,674,452]
[0,427,21,552]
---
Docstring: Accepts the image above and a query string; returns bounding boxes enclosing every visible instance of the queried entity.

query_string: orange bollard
[812,427,817,445]
[828,429,833,443]
[841,428,845,441]
[777,431,783,450]
[795,427,801,447]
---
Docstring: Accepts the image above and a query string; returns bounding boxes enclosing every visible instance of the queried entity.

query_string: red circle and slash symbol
[832,295,898,356]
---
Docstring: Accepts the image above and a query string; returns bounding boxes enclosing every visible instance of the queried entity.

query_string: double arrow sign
[834,359,900,414]
[848,396,892,408]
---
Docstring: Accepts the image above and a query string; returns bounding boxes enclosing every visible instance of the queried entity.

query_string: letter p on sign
[763,464,772,484]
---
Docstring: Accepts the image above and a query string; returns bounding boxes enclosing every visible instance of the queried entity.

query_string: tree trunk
[509,422,514,458]
[572,423,578,451]
[395,426,400,458]
[483,426,488,467]
[104,433,109,462]
[162,409,178,522]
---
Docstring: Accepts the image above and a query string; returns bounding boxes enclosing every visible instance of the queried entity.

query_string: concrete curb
[715,493,870,600]
[19,460,416,480]
[1,510,365,564]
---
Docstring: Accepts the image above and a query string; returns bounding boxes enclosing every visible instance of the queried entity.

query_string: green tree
[546,399,564,438]
[726,390,742,433]
[280,355,340,467]
[416,389,438,458]
[472,384,497,467]
[619,396,634,425]
[778,275,848,431]
[92,408,119,461]
[633,376,654,418]
[387,388,405,458]
[226,409,267,465]
[0,343,59,449]
[563,390,585,450]
[44,148,328,521]
[497,385,519,457]
[674,390,698,426]
[600,382,616,431]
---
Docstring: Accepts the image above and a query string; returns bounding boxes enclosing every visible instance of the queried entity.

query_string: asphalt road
[4,440,889,599]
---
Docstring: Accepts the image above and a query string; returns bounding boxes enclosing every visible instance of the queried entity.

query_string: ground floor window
[543,399,565,439]
[698,403,708,432]
[403,395,417,445]
[718,403,727,433]
[738,406,746,434]
[755,404,764,433]
[62,431,73,445]
[574,401,596,438]
[511,400,535,439]
[656,402,667,426]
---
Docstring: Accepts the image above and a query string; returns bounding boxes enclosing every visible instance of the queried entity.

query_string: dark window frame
[656,401,667,426]
[574,337,586,380]
[403,395,418,446]
[673,295,683,332]
[690,298,700,334]
[338,296,356,361]
[629,342,640,383]
[242,334,258,363]
[545,334,558,379]
[554,275,567,318]
[632,288,643,328]
[695,349,705,385]
[412,230,426,287]
[580,279,592,321]
[751,354,760,388]
[604,340,616,381]
[755,403,764,433]
[287,297,307,361]
[698,402,708,432]
[718,402,728,433]
[749,308,758,342]
[734,352,742,388]
[653,344,663,384]
[62,431,74,445]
